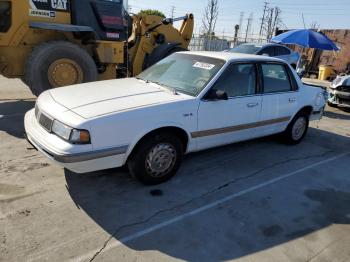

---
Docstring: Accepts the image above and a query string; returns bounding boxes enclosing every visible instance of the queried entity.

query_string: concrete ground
[0,76,350,262]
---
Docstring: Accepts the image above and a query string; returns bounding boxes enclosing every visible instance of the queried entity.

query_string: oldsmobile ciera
[25,52,326,184]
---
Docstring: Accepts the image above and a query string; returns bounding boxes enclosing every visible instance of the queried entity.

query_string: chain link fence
[188,34,267,52]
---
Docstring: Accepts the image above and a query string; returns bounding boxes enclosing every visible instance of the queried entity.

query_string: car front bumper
[24,109,128,173]
[328,89,350,108]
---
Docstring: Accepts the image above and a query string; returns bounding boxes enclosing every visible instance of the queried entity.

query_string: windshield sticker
[193,62,215,70]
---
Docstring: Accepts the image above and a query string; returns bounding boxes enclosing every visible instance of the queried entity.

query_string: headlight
[51,120,90,144]
[52,120,71,140]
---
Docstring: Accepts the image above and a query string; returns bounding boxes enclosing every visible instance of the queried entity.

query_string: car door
[195,63,262,150]
[258,63,299,136]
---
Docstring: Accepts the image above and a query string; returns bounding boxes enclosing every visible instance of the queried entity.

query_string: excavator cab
[0,1,11,33]
[70,0,130,41]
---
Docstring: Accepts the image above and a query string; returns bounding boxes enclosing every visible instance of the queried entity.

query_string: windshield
[228,44,261,54]
[137,53,225,97]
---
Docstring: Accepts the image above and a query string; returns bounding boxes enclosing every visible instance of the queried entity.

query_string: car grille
[35,105,53,132]
[339,98,350,106]
[339,86,350,93]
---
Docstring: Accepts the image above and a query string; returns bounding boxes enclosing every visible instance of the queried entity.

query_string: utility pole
[259,2,268,36]
[245,14,253,42]
[170,5,175,19]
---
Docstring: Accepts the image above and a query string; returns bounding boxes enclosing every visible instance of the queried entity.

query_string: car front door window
[211,63,257,97]
[196,63,262,150]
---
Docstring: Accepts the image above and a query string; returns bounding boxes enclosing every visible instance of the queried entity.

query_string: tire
[25,41,98,96]
[143,45,187,70]
[127,133,184,185]
[282,112,309,145]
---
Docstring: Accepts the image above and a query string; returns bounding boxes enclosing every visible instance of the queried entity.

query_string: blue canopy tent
[271,29,339,51]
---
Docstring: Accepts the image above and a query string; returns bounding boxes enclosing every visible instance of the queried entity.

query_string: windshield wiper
[136,76,149,83]
[148,80,179,95]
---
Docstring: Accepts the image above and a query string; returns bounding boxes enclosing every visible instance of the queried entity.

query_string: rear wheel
[25,41,98,96]
[128,133,184,185]
[282,113,309,145]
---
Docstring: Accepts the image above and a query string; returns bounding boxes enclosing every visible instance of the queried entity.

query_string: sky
[128,0,350,37]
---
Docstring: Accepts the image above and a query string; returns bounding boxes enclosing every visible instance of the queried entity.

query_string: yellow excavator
[0,0,194,96]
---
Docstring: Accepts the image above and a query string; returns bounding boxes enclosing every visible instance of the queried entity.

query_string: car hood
[49,78,188,119]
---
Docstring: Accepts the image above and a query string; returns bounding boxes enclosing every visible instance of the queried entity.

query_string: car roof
[181,51,287,63]
[242,42,289,48]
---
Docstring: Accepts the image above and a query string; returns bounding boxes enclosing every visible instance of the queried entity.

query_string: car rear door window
[212,63,257,97]
[262,64,292,93]
[275,46,291,56]
[258,46,275,56]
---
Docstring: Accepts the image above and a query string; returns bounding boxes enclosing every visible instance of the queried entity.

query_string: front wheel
[24,41,98,96]
[128,133,184,185]
[282,113,309,145]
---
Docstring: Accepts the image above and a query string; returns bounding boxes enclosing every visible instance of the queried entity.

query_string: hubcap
[292,117,307,141]
[145,143,177,178]
[48,58,83,88]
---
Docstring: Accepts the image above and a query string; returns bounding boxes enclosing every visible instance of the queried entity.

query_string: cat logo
[51,0,68,11]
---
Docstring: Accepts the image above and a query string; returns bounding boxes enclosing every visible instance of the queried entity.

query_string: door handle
[289,98,296,103]
[247,102,259,108]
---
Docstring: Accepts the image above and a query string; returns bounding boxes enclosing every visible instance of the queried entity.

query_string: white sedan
[25,52,326,184]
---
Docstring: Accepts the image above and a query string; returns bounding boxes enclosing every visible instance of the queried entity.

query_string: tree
[201,0,219,37]
[138,9,166,18]
[264,6,282,40]
[310,21,321,30]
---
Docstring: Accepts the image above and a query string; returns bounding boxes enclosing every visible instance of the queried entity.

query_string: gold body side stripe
[191,116,291,138]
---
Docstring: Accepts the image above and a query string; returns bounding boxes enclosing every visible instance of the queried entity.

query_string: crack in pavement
[0,155,41,168]
[306,238,345,262]
[88,150,334,262]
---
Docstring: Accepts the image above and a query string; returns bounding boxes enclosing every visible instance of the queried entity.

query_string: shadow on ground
[65,128,350,261]
[0,100,35,138]
[324,108,350,120]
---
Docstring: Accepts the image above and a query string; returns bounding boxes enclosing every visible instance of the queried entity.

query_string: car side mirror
[205,89,228,101]
[262,53,270,57]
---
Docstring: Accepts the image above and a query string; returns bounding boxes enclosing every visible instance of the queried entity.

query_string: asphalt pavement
[1,76,350,262]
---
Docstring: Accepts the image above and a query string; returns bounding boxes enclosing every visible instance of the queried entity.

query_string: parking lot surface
[1,76,350,262]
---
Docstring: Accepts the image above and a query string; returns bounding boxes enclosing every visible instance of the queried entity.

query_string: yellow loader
[0,0,194,96]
